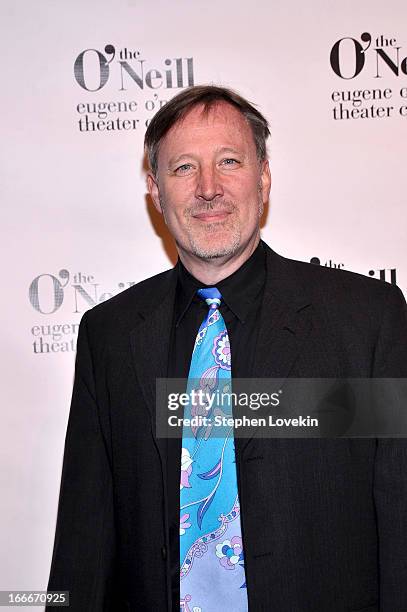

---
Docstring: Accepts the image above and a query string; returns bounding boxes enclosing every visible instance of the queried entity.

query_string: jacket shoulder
[273,248,401,303]
[264,245,406,341]
[80,267,176,333]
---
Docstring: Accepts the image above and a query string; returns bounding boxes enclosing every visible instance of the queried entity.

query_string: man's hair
[144,84,270,176]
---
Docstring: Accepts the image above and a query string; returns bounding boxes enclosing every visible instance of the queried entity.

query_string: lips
[192,210,231,221]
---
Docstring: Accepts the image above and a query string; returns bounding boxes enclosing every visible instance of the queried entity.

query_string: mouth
[192,211,231,222]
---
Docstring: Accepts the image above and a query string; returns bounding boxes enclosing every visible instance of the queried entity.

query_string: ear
[147,173,163,214]
[260,159,271,205]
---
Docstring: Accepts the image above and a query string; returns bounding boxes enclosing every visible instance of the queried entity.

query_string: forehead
[158,101,256,161]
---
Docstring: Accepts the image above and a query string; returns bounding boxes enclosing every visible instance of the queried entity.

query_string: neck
[178,234,261,285]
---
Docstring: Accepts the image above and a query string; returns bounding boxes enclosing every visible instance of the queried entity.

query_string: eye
[220,158,240,167]
[174,163,193,175]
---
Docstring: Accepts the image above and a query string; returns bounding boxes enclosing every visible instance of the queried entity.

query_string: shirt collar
[175,240,266,326]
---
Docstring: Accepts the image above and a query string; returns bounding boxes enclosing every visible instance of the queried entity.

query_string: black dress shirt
[166,240,266,608]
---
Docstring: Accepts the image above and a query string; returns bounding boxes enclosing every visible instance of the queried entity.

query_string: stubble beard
[185,199,242,260]
[160,192,263,261]
[187,216,241,259]
[186,192,264,260]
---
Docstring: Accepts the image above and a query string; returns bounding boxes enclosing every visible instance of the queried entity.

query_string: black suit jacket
[47,243,407,612]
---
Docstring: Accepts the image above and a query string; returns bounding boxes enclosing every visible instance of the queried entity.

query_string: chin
[188,229,241,260]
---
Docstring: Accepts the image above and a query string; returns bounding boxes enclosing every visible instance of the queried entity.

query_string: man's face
[147,101,271,261]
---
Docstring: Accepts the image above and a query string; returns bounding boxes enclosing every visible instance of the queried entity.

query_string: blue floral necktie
[180,288,248,612]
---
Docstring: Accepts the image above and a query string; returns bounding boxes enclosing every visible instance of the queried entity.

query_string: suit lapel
[129,269,177,465]
[237,245,314,455]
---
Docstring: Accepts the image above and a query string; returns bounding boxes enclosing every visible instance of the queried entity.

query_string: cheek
[235,181,262,210]
[159,188,190,226]
[227,173,261,198]
[160,186,183,208]
[162,180,194,206]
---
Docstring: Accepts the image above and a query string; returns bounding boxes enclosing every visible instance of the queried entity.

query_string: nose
[195,164,224,201]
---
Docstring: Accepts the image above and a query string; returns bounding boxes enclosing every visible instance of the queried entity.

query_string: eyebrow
[216,147,243,156]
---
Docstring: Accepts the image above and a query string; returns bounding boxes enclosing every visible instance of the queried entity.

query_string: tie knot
[197,287,222,310]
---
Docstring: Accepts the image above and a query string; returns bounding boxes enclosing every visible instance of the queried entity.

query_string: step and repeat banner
[1,0,406,600]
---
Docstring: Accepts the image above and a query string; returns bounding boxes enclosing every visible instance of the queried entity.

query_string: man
[47,86,407,611]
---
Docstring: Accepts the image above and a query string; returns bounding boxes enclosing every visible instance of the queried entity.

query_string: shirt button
[161,545,167,560]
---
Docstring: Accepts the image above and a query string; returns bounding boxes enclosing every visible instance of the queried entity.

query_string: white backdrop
[1,0,406,604]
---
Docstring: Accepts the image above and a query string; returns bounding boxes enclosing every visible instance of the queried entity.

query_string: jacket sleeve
[372,284,407,611]
[47,311,117,611]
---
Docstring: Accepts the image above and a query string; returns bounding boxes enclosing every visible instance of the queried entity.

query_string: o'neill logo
[310,257,398,285]
[329,32,407,120]
[74,45,194,92]
[330,32,407,80]
[73,44,195,132]
[28,269,135,355]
